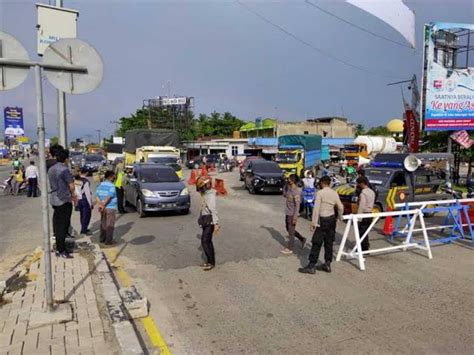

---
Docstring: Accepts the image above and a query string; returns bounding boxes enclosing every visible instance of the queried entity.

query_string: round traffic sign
[42,38,103,94]
[0,31,30,91]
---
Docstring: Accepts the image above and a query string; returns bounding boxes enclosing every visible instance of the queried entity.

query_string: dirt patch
[7,274,30,292]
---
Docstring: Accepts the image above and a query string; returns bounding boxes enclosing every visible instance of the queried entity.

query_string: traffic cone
[213,178,228,196]
[210,164,216,173]
[383,207,394,236]
[201,164,208,177]
[188,169,197,185]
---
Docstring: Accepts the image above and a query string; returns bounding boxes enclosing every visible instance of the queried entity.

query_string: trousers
[116,187,125,213]
[201,225,215,265]
[100,209,116,243]
[27,178,38,197]
[53,202,73,253]
[78,199,92,234]
[285,215,305,249]
[359,218,372,251]
[309,215,337,264]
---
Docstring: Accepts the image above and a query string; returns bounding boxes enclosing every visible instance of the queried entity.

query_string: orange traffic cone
[201,164,208,177]
[214,178,228,196]
[383,207,394,236]
[188,169,197,185]
[210,164,216,173]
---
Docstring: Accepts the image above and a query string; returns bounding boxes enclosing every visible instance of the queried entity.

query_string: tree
[355,124,365,136]
[50,136,59,146]
[365,126,391,136]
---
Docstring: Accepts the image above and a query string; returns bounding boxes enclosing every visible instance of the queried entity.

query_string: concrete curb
[76,238,145,355]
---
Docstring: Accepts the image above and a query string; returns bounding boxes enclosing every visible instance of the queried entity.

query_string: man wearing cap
[356,176,375,251]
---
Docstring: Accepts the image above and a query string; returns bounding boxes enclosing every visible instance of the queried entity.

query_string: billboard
[4,107,25,137]
[422,22,474,131]
[36,4,78,56]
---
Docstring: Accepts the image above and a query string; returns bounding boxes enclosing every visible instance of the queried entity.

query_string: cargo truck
[276,134,322,177]
[344,136,397,166]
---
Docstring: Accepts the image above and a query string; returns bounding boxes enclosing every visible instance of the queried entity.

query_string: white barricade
[336,209,432,271]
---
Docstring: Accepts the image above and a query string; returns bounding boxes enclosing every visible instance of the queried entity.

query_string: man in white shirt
[25,161,39,197]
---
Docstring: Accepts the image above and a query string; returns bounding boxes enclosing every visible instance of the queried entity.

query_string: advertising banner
[450,130,473,149]
[4,107,25,137]
[422,22,474,131]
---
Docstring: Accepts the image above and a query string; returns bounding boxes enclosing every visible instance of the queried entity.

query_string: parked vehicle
[70,151,84,168]
[276,135,322,178]
[243,160,285,194]
[81,154,107,173]
[123,164,190,217]
[239,156,263,181]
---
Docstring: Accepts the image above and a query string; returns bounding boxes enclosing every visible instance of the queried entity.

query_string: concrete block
[28,303,73,330]
[119,286,148,319]
[112,321,144,355]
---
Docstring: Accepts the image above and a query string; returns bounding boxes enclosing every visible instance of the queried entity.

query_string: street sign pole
[34,64,54,310]
[55,0,68,148]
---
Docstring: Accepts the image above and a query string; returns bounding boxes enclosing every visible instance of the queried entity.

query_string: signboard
[450,130,473,149]
[113,136,124,144]
[4,107,25,137]
[161,97,187,106]
[36,4,79,56]
[422,22,474,130]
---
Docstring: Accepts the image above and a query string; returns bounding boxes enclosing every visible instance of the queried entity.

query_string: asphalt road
[84,169,474,354]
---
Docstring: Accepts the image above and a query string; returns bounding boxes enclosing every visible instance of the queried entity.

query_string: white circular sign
[42,38,103,94]
[0,31,30,91]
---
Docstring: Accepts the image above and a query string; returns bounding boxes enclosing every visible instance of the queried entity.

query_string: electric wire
[305,0,412,49]
[235,0,404,79]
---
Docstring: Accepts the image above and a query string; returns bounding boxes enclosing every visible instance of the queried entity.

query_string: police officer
[356,176,375,251]
[299,175,343,274]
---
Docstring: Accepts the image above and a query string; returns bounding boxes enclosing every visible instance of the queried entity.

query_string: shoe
[316,263,331,273]
[280,248,293,255]
[104,240,117,246]
[301,237,307,248]
[81,231,93,236]
[61,252,74,259]
[298,264,316,274]
[202,264,215,271]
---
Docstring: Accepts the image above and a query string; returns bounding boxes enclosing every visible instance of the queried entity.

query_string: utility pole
[167,80,171,98]
[55,0,67,148]
[110,120,119,136]
[96,129,101,146]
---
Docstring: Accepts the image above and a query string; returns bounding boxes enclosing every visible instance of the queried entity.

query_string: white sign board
[113,136,124,144]
[36,4,79,56]
[162,97,187,106]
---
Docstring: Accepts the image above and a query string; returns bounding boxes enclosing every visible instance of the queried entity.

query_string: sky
[0,0,473,142]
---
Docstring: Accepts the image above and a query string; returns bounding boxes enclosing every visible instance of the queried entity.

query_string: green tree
[365,126,391,136]
[50,136,59,146]
[355,124,365,135]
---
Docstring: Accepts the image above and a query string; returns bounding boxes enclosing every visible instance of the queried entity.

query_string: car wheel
[137,198,146,218]
[181,208,190,215]
[249,185,256,194]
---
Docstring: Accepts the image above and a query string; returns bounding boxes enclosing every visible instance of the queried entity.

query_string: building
[239,117,356,139]
[183,138,248,160]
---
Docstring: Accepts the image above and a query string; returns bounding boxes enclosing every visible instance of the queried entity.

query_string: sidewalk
[0,248,120,354]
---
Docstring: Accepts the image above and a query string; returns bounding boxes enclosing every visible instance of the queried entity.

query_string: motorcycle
[302,187,316,219]
[330,174,341,188]
[442,182,463,199]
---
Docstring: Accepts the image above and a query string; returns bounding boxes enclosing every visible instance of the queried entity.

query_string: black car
[81,154,107,173]
[243,160,285,194]
[186,154,219,169]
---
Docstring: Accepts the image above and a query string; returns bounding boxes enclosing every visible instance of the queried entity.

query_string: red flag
[402,94,419,153]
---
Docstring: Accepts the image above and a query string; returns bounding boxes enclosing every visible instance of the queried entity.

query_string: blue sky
[0,0,473,142]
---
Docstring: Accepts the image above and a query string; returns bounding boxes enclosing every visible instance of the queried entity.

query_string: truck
[124,129,183,178]
[105,143,124,163]
[344,136,397,166]
[276,134,322,177]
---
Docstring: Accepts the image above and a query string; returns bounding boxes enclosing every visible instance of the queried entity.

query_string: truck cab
[275,148,304,177]
[134,146,183,178]
[343,143,368,166]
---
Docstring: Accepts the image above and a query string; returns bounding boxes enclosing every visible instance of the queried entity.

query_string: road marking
[103,248,172,354]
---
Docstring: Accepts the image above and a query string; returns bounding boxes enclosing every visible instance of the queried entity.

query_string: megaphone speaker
[404,155,421,172]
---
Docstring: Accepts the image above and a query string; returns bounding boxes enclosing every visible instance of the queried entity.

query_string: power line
[235,0,404,79]
[305,0,412,49]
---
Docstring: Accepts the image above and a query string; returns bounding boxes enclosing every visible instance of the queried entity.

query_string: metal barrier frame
[336,209,433,271]
[392,198,474,244]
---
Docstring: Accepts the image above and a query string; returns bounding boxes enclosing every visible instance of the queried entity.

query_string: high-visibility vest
[115,171,124,188]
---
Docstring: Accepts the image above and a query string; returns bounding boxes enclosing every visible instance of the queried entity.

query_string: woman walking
[196,176,220,271]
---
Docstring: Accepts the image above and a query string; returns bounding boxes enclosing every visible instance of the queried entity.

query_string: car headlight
[141,189,154,197]
[189,160,194,164]
[180,187,189,196]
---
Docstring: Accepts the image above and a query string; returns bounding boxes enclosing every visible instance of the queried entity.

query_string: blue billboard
[423,22,474,130]
[4,107,25,137]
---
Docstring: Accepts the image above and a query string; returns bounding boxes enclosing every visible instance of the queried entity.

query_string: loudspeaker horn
[358,156,371,166]
[404,154,421,172]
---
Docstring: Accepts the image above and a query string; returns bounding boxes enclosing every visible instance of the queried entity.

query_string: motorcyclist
[302,170,316,188]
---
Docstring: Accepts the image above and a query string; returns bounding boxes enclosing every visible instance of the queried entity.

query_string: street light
[96,129,101,146]
[110,120,119,136]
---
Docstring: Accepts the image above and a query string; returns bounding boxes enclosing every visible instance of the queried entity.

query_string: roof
[306,116,347,123]
[387,119,404,133]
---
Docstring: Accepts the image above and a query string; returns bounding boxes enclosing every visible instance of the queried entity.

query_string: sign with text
[161,97,187,106]
[36,4,78,56]
[422,22,474,130]
[450,130,473,149]
[4,107,24,137]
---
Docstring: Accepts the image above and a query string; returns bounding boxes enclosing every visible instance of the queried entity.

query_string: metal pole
[55,0,67,148]
[167,80,171,98]
[447,134,452,182]
[35,64,54,311]
[96,129,101,145]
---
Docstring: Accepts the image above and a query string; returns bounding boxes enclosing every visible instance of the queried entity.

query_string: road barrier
[201,164,208,177]
[188,169,197,185]
[336,209,432,271]
[392,198,474,244]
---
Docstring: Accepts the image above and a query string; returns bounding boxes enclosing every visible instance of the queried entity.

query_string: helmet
[196,176,212,192]
[304,170,313,178]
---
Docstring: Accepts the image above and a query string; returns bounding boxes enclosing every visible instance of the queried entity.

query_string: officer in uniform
[356,176,375,251]
[299,175,344,274]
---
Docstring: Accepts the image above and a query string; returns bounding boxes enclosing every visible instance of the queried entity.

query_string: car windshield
[253,163,282,174]
[148,157,178,165]
[70,152,82,156]
[140,168,179,183]
[275,153,298,163]
[364,169,392,186]
[85,155,103,162]
[345,145,361,153]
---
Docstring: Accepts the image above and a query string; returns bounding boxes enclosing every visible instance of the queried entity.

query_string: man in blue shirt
[96,170,117,245]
